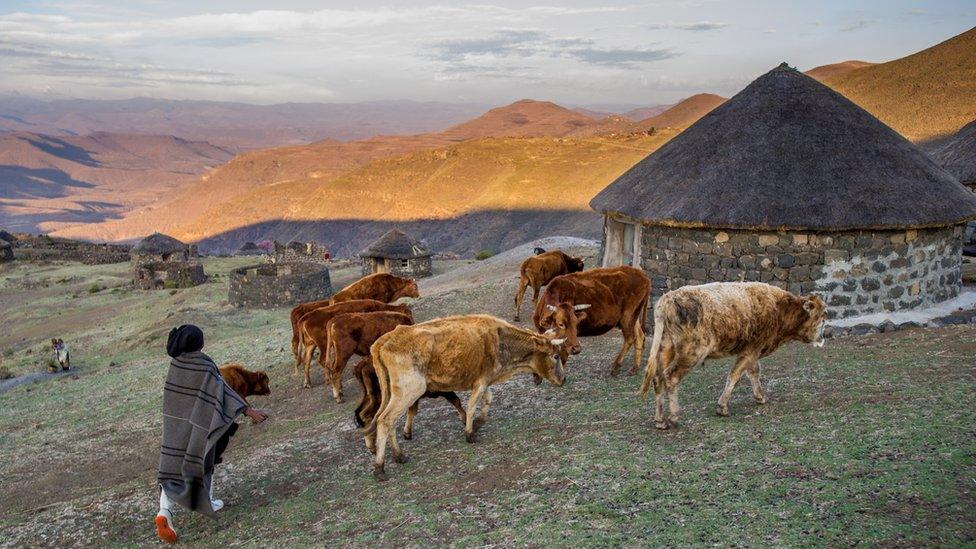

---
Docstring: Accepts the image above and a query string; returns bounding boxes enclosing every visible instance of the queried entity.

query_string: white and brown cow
[639,282,827,430]
[363,314,567,481]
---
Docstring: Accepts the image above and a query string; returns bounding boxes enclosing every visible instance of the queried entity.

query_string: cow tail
[362,341,389,440]
[638,291,650,335]
[638,307,665,399]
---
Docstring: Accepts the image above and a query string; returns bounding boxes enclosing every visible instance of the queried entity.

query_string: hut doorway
[603,218,641,267]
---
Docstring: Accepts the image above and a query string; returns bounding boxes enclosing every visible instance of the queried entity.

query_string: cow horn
[574,304,591,311]
[546,304,557,312]
[551,338,566,346]
[543,328,556,336]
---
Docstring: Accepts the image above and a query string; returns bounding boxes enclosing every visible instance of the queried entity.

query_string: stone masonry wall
[132,261,206,290]
[639,225,964,319]
[361,256,432,278]
[229,263,333,308]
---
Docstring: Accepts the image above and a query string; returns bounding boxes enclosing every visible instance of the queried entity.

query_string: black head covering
[166,324,204,358]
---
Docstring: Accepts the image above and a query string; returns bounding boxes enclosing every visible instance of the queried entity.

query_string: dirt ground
[0,251,974,547]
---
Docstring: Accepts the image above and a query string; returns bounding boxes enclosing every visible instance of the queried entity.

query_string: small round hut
[236,241,266,256]
[360,229,432,278]
[928,119,976,247]
[130,233,206,290]
[589,63,976,319]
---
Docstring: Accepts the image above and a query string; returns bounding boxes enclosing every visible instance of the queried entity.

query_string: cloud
[839,19,876,32]
[567,47,678,67]
[647,21,728,31]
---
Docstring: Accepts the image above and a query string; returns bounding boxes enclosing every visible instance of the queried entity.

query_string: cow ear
[802,297,818,314]
[575,312,587,322]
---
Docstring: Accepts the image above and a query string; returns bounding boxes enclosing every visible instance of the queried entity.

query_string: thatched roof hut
[236,241,265,256]
[590,63,976,231]
[927,119,976,189]
[360,229,432,277]
[132,233,189,258]
[589,63,976,320]
[0,238,12,262]
[0,229,14,243]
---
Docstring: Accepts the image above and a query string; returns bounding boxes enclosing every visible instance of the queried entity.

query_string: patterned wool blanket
[157,351,247,517]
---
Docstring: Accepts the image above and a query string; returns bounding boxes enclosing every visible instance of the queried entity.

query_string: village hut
[928,119,976,248]
[130,233,205,289]
[0,229,14,244]
[360,229,432,277]
[589,63,976,319]
[0,239,13,263]
[236,241,266,256]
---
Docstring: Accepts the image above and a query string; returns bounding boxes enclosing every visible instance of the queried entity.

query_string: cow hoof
[655,420,669,430]
[609,368,620,378]
[513,315,520,322]
[715,405,730,417]
[393,453,409,464]
[755,396,767,405]
[465,432,478,443]
[302,382,311,389]
[472,417,486,431]
[626,368,639,376]
[403,431,413,440]
[334,396,344,404]
[373,467,388,482]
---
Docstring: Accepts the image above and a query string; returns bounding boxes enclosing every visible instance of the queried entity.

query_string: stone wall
[361,256,432,278]
[13,235,130,265]
[132,261,206,290]
[272,241,329,264]
[637,224,964,319]
[229,262,333,308]
[0,244,12,262]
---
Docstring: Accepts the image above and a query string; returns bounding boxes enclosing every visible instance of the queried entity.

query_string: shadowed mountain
[820,26,976,141]
[621,105,672,121]
[195,209,604,257]
[0,166,95,199]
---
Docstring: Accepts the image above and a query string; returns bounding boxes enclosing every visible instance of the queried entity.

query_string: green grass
[0,258,973,546]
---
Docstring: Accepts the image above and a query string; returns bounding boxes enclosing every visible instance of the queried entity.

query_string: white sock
[158,488,173,517]
[209,481,224,512]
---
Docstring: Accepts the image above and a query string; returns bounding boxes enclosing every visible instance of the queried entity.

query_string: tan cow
[323,310,414,403]
[513,250,585,321]
[363,315,567,481]
[639,282,827,430]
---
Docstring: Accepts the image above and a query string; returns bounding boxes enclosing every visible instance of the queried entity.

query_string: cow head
[389,304,414,321]
[537,302,590,356]
[249,371,271,397]
[798,295,827,347]
[395,278,420,301]
[567,256,585,273]
[527,334,568,387]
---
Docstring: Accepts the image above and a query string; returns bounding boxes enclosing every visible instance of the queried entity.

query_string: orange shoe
[155,513,178,544]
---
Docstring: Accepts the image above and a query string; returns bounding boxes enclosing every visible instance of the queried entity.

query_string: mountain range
[2,26,974,256]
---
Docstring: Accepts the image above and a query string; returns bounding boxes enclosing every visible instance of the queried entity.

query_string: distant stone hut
[229,262,333,308]
[0,239,12,263]
[0,229,14,244]
[928,119,976,245]
[272,240,329,264]
[589,63,976,319]
[236,241,266,256]
[360,229,432,278]
[131,233,206,290]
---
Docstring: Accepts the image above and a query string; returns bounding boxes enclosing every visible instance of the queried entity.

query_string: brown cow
[364,315,567,481]
[353,356,466,440]
[298,300,412,388]
[288,274,419,372]
[513,250,585,321]
[331,273,420,305]
[218,363,271,404]
[323,311,415,403]
[639,282,827,430]
[534,266,651,376]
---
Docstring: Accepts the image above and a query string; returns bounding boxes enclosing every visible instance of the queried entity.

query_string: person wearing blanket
[154,325,269,544]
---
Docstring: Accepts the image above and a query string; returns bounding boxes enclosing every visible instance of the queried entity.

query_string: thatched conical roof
[132,232,187,255]
[361,229,431,259]
[0,238,11,250]
[590,63,976,230]
[928,119,976,186]
[237,241,265,256]
[0,229,14,243]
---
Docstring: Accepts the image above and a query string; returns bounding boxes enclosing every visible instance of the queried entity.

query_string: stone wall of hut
[13,236,130,264]
[132,261,206,290]
[0,245,13,262]
[361,256,432,278]
[636,224,964,319]
[229,263,332,308]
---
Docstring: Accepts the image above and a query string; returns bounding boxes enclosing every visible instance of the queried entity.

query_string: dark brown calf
[218,363,271,404]
[297,300,412,389]
[534,266,651,376]
[323,311,415,403]
[353,356,465,440]
[514,250,585,321]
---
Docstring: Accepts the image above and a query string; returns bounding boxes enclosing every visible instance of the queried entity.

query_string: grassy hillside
[171,133,676,254]
[0,256,973,545]
[822,27,976,141]
[805,60,875,81]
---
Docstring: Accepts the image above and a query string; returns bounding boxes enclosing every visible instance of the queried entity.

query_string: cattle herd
[233,249,829,481]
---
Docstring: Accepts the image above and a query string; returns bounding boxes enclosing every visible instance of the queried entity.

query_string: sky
[0,0,973,108]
